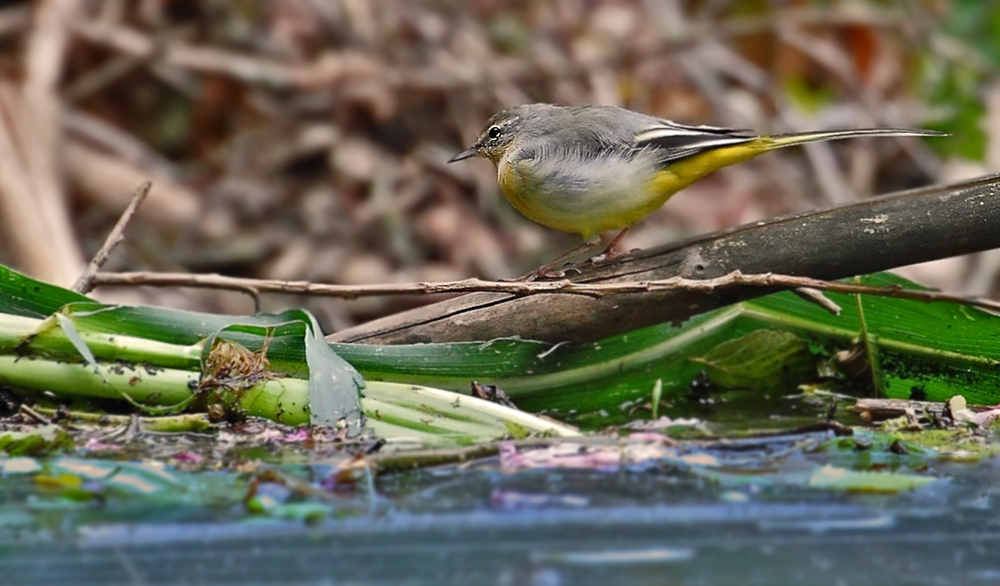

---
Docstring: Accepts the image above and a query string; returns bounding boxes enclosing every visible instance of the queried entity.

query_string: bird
[448,103,942,278]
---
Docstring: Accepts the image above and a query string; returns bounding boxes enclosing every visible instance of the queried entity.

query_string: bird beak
[448,148,478,163]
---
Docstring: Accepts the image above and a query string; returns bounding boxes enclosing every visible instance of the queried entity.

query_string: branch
[90,174,1000,345]
[90,270,1000,313]
[328,173,1000,344]
[73,181,151,294]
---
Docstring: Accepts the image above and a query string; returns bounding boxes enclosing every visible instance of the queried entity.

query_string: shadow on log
[329,174,1000,345]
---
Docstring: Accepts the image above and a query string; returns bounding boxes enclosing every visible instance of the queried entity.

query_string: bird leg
[514,238,602,281]
[512,227,634,281]
[598,227,631,258]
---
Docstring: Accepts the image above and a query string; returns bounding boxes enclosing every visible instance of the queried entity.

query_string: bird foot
[507,264,580,282]
[587,250,627,265]
[586,247,632,266]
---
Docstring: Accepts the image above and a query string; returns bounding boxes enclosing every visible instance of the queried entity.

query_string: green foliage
[0,268,88,318]
[4,263,1000,435]
[784,77,838,114]
[0,265,574,443]
[337,273,1000,428]
[691,330,815,391]
[922,63,987,160]
[0,426,74,457]
[942,0,1000,64]
[919,0,1000,160]
[0,265,364,430]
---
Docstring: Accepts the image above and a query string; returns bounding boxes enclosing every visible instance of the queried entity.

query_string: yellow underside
[500,138,771,240]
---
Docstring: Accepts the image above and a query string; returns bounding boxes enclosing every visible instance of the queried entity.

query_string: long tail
[765,128,946,149]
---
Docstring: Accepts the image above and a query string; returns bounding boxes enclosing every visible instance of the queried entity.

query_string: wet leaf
[692,330,814,391]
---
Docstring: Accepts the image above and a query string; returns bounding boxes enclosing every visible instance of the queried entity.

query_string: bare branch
[88,269,1000,314]
[330,173,1000,344]
[73,182,152,294]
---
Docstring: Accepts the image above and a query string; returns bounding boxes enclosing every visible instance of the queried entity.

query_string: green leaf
[336,273,1000,427]
[0,266,572,441]
[6,262,1000,435]
[362,382,578,444]
[0,266,88,318]
[691,330,814,391]
[0,265,363,432]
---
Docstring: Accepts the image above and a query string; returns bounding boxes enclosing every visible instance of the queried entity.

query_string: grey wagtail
[448,103,942,277]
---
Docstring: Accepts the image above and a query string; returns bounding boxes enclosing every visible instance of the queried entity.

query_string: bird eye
[488,126,502,139]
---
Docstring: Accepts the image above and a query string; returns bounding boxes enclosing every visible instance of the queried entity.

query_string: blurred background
[0,0,995,332]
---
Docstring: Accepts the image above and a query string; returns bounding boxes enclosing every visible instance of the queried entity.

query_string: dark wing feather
[633,121,758,165]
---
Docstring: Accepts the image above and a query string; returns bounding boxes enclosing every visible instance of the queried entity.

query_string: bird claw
[587,250,620,265]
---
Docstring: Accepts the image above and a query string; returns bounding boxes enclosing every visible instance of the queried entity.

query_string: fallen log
[329,174,1000,344]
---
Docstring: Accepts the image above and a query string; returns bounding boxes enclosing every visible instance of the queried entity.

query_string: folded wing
[633,121,758,164]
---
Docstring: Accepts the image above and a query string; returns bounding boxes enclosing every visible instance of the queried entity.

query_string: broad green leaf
[335,273,1000,427]
[5,263,1000,432]
[0,270,573,441]
[691,329,814,391]
[0,267,88,318]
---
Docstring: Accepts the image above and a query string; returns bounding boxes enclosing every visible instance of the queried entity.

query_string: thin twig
[18,403,52,424]
[89,269,1000,314]
[73,181,152,294]
[793,287,842,315]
